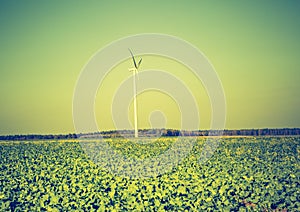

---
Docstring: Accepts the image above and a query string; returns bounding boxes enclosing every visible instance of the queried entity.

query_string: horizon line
[1,127,300,137]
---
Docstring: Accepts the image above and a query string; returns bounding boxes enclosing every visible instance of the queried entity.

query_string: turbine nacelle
[128,67,137,72]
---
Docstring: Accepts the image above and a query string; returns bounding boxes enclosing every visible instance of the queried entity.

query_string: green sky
[0,0,299,135]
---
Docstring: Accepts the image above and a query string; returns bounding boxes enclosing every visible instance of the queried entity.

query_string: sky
[0,0,300,135]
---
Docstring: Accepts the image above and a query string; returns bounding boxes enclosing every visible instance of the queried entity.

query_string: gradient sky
[0,0,300,135]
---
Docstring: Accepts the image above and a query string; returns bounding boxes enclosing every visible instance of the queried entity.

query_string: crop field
[0,137,299,211]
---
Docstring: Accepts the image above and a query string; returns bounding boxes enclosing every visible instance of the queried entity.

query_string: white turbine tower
[128,49,142,138]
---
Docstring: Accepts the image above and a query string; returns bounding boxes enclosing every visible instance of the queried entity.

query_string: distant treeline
[0,133,78,141]
[0,128,300,140]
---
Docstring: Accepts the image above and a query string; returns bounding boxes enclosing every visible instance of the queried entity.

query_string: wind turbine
[128,49,142,138]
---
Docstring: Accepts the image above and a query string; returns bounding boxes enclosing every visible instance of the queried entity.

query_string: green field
[0,137,299,211]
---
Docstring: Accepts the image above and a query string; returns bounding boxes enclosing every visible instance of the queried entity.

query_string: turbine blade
[128,48,137,69]
[137,58,142,69]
